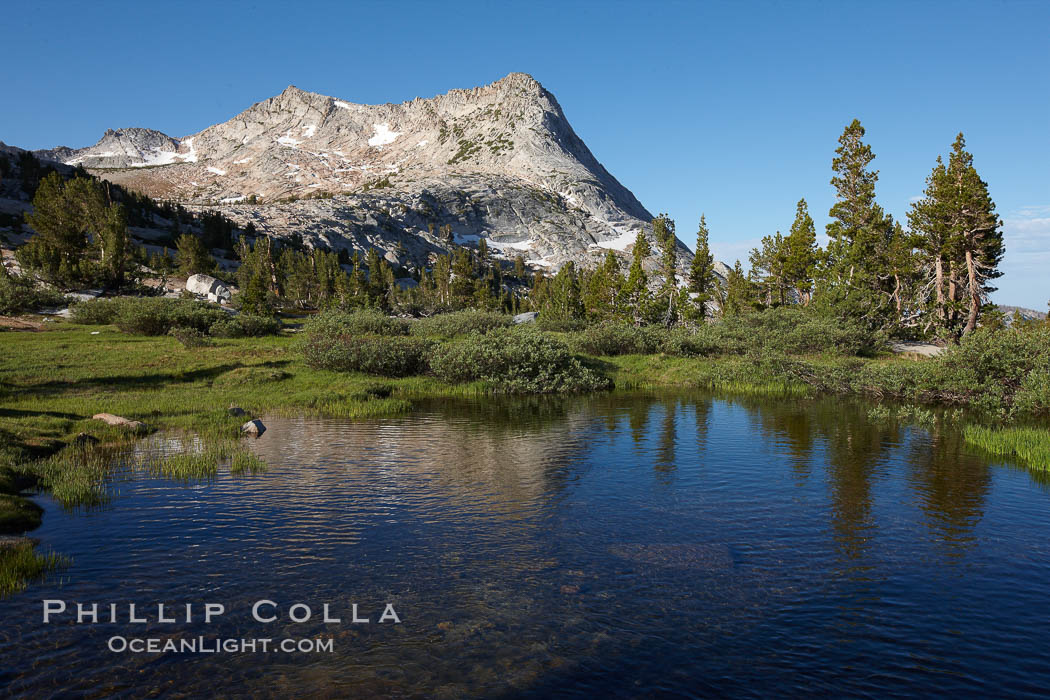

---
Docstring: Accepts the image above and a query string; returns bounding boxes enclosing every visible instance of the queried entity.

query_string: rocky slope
[33,73,692,273]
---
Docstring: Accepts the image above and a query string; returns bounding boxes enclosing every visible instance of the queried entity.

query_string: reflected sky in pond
[2,392,1049,698]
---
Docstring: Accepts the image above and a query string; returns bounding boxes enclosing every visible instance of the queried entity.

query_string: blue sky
[3,0,1048,307]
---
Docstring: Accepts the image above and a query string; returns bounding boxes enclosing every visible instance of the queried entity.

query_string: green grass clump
[0,541,69,598]
[34,442,135,509]
[964,425,1050,469]
[148,434,267,481]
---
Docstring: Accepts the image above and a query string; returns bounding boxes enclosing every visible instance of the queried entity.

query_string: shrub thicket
[764,325,1050,420]
[430,327,610,393]
[299,309,410,338]
[566,309,878,359]
[0,272,67,315]
[410,310,512,338]
[71,297,279,338]
[301,334,431,376]
[570,322,666,356]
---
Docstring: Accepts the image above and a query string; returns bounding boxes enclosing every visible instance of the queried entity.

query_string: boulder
[186,274,231,303]
[91,413,148,433]
[513,312,539,324]
[241,419,266,437]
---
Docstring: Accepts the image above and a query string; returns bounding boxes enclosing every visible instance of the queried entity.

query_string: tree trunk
[947,262,958,330]
[962,249,980,336]
[934,257,945,322]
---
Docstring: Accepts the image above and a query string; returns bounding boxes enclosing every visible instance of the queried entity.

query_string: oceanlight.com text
[107,636,336,654]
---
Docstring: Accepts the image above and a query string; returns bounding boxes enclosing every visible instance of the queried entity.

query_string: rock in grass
[91,413,148,433]
[513,311,539,324]
[227,405,247,417]
[241,419,266,437]
[186,274,231,304]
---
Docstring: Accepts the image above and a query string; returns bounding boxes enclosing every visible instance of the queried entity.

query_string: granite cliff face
[34,73,692,272]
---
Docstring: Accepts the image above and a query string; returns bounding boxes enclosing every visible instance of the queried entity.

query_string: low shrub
[536,315,588,333]
[300,309,409,338]
[708,308,880,356]
[70,298,280,338]
[0,273,67,315]
[430,326,610,393]
[570,322,666,356]
[69,298,121,324]
[113,298,228,336]
[209,314,281,338]
[410,310,512,338]
[302,334,431,376]
[660,326,722,357]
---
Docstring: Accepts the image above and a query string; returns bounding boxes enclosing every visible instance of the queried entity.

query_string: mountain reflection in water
[1,392,1048,698]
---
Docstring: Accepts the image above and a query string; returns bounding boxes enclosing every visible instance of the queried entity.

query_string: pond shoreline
[1,322,1048,595]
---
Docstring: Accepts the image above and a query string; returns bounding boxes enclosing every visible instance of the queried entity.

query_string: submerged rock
[241,419,266,437]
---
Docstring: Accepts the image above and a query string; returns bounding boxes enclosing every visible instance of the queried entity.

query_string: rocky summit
[32,73,694,273]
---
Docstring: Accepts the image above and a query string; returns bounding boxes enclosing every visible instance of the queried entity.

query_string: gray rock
[186,274,231,303]
[241,419,266,437]
[890,341,945,357]
[513,311,539,324]
[91,413,148,433]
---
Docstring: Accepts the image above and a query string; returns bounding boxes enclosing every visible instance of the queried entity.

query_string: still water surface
[2,393,1049,697]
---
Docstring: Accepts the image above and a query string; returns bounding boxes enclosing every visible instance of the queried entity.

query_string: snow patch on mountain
[367,123,399,148]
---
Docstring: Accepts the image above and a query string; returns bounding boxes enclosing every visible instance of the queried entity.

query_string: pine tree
[235,237,276,315]
[22,173,86,282]
[782,199,818,305]
[687,215,714,319]
[176,233,215,277]
[546,261,584,320]
[749,232,788,307]
[623,231,651,322]
[723,260,755,316]
[909,133,1002,337]
[816,120,897,329]
[653,214,680,326]
[99,203,130,287]
[584,250,624,317]
[909,155,953,331]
